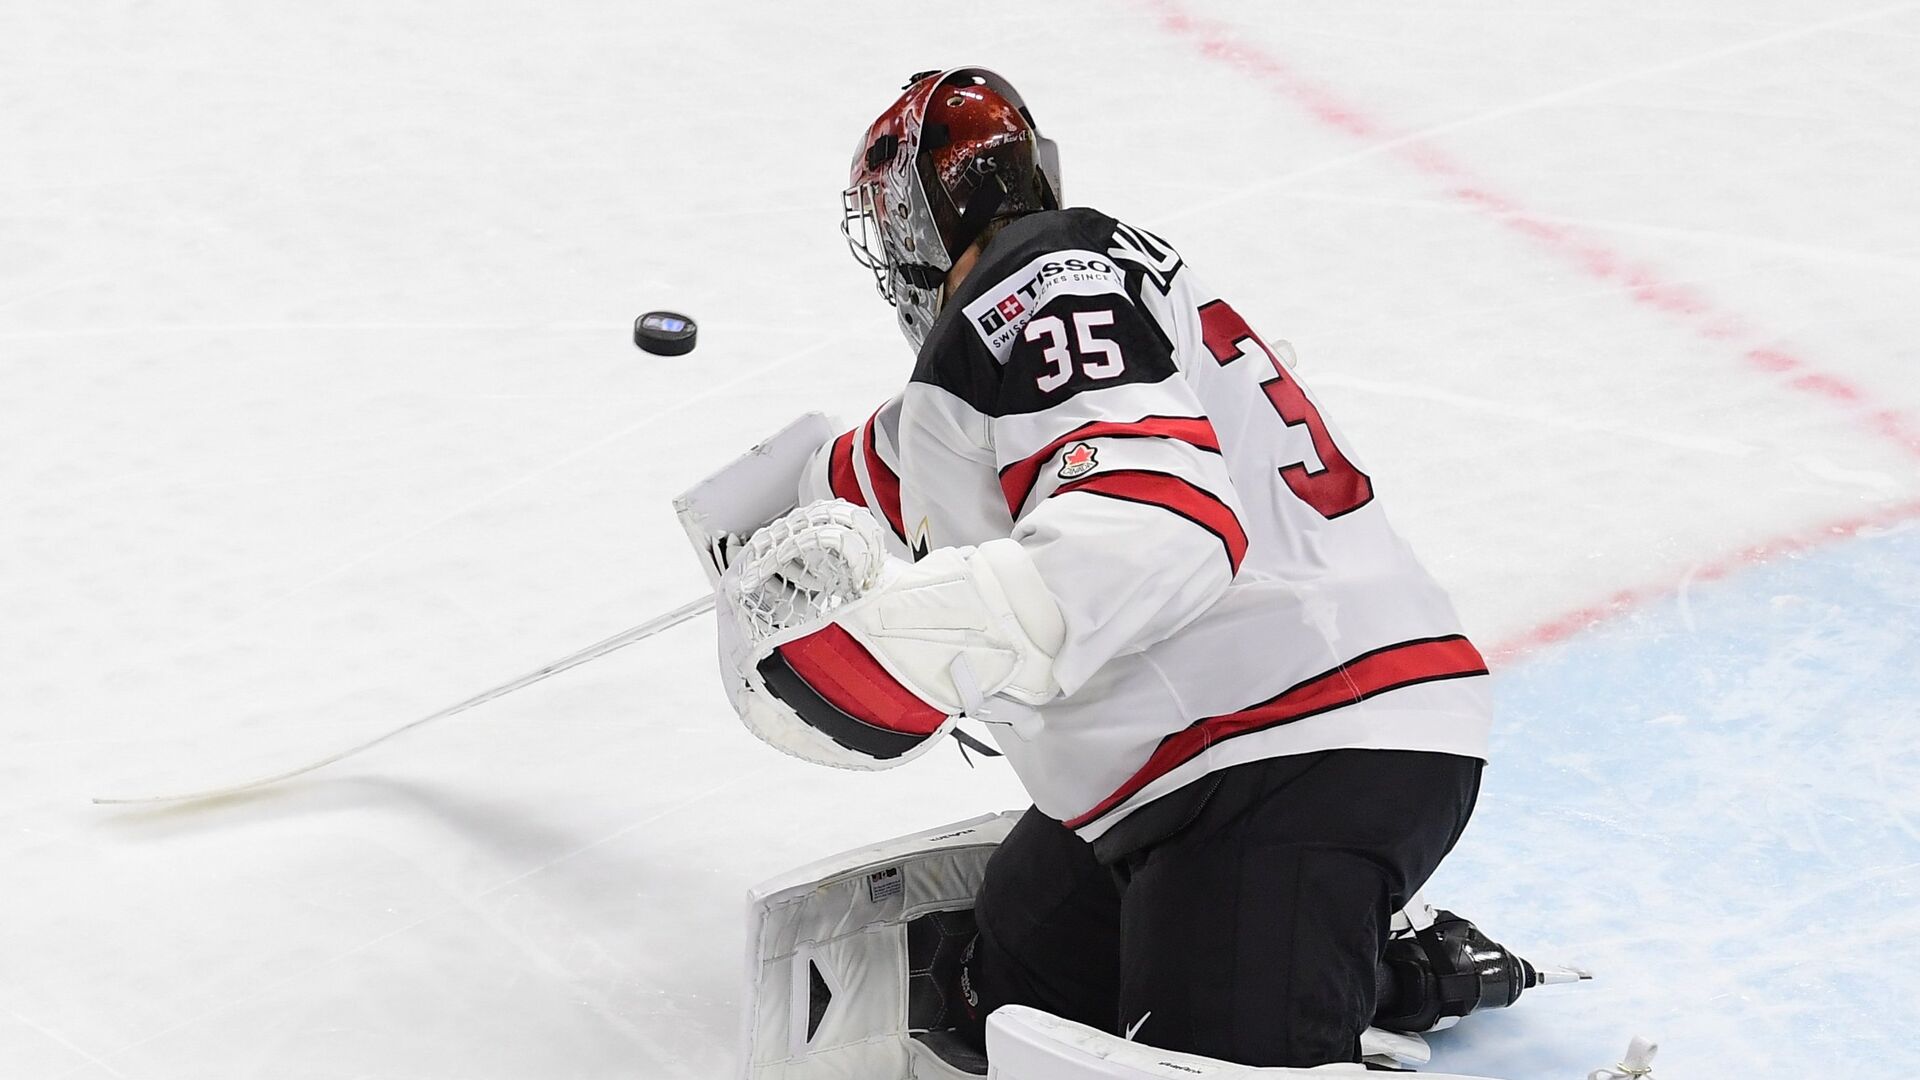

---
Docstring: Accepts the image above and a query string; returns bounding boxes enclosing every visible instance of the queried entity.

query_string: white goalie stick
[96,413,1014,807]
[91,595,715,806]
[93,415,817,807]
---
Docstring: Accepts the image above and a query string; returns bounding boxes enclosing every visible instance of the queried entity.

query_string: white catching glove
[719,500,1066,768]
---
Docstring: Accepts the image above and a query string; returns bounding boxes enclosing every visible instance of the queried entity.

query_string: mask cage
[840,180,895,306]
[840,179,951,310]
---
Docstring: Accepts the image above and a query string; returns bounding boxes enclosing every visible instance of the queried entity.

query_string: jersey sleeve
[989,291,1247,697]
[799,395,915,560]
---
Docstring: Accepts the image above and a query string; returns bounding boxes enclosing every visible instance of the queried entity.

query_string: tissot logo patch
[964,249,1127,359]
[1058,442,1098,478]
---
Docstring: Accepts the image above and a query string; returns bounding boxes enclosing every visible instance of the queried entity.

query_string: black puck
[634,311,697,355]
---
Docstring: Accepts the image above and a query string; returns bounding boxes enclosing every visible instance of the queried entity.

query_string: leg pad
[740,812,1022,1080]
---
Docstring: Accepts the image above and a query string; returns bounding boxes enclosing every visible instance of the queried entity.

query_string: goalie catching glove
[719,499,1066,769]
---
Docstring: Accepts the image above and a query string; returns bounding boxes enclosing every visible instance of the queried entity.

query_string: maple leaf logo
[1058,442,1098,479]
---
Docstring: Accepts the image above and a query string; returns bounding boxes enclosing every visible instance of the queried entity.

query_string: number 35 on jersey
[1025,310,1126,392]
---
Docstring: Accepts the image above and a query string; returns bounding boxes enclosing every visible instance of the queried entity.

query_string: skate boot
[1375,908,1588,1033]
[908,907,988,1074]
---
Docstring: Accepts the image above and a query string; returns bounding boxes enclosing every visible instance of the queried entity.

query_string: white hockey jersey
[804,209,1490,840]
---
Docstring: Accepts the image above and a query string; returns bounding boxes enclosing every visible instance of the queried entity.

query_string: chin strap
[895,262,946,291]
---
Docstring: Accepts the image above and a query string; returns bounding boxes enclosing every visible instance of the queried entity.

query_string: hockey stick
[92,594,716,806]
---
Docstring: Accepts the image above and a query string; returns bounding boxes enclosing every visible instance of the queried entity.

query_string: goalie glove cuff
[739,540,1065,768]
[719,502,1067,769]
[720,614,960,771]
[834,538,1064,713]
[949,538,1066,706]
[973,540,1067,664]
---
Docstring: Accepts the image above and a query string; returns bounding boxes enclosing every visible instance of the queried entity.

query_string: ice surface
[1426,525,1920,1077]
[4,1,1917,1077]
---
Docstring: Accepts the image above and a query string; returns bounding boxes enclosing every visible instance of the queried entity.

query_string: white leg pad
[984,1005,1511,1080]
[740,811,1022,1080]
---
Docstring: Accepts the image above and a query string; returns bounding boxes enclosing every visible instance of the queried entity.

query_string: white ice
[4,2,1918,1077]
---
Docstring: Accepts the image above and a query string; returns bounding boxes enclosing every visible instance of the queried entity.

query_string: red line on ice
[1146,0,1920,460]
[1487,499,1920,662]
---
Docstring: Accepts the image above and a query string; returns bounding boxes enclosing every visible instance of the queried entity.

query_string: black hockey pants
[967,748,1482,1068]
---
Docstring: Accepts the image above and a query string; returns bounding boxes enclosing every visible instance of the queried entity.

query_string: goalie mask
[841,68,1062,353]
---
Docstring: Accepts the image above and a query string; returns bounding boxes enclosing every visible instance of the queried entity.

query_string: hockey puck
[634,311,697,355]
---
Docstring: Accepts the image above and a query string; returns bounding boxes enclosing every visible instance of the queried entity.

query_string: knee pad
[741,811,1022,1079]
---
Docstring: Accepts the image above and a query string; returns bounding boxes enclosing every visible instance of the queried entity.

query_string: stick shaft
[93,595,716,806]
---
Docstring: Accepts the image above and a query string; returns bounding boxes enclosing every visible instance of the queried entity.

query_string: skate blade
[1534,964,1594,986]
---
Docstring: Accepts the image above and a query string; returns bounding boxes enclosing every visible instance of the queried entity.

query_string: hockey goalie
[677,68,1613,1079]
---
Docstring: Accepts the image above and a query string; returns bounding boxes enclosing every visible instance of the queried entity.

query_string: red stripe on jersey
[1053,469,1247,573]
[998,416,1223,518]
[776,623,947,737]
[827,430,863,507]
[1064,635,1489,830]
[861,412,907,541]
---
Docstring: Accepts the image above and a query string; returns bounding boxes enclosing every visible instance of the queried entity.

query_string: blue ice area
[1423,523,1920,1079]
